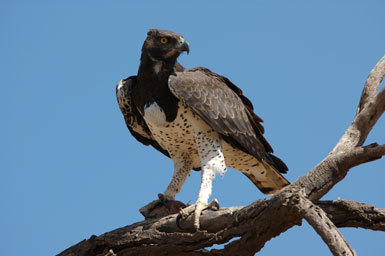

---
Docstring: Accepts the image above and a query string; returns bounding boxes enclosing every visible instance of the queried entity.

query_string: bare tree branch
[58,199,384,256]
[332,55,385,154]
[357,55,385,115]
[58,196,301,256]
[294,193,356,256]
[318,200,385,231]
[295,143,385,202]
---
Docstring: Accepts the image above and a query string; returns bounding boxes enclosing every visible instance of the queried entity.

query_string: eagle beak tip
[180,40,190,55]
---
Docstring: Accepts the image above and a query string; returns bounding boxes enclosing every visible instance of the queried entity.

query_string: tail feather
[240,160,290,195]
[222,141,289,195]
[267,153,288,174]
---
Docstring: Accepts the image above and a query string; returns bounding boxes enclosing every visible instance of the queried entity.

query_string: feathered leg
[178,130,225,230]
[164,155,192,200]
[140,155,191,218]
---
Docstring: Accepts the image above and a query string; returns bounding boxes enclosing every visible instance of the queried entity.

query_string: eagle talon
[176,199,220,230]
[208,199,220,211]
[176,213,184,230]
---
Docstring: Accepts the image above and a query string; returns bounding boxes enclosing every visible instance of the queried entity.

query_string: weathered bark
[58,199,385,256]
[294,194,356,256]
[357,55,385,117]
[58,54,385,256]
[318,200,385,231]
[332,54,385,154]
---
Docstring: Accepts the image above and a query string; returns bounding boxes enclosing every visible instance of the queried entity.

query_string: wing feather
[169,68,269,162]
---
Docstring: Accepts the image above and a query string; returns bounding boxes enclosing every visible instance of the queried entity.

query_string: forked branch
[318,200,385,231]
[332,55,385,154]
[294,193,356,256]
[58,199,385,256]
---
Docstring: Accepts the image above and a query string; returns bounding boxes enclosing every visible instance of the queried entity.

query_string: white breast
[143,101,167,127]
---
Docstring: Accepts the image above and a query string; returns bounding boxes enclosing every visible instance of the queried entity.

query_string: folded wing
[168,67,288,174]
[116,76,170,158]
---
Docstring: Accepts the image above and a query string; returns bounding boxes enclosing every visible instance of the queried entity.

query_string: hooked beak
[179,38,190,54]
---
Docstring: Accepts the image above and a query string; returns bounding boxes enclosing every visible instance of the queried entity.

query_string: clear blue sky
[1,1,385,255]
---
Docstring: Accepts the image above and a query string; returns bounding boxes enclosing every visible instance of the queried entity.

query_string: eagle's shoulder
[182,67,265,132]
[168,67,287,173]
[168,68,268,156]
[116,76,170,158]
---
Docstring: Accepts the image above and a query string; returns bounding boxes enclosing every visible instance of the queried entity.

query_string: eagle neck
[136,53,180,122]
[138,53,176,80]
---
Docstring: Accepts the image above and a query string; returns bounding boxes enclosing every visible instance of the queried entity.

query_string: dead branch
[332,55,385,154]
[58,199,384,256]
[295,143,385,202]
[357,55,385,115]
[58,54,385,256]
[318,200,385,231]
[294,193,356,256]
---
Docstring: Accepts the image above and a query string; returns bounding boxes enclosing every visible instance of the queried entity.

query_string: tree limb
[318,200,385,231]
[58,199,384,256]
[294,193,356,256]
[332,55,385,154]
[357,55,385,115]
[295,143,385,202]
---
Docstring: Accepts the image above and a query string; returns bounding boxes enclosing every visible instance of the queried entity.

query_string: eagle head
[142,29,190,63]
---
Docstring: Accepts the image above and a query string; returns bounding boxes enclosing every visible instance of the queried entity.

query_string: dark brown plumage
[169,67,288,174]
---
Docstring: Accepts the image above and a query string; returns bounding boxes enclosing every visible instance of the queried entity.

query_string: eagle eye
[160,37,168,44]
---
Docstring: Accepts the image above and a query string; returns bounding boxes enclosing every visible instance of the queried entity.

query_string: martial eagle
[116,29,289,230]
